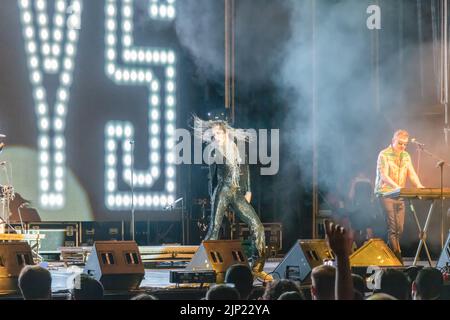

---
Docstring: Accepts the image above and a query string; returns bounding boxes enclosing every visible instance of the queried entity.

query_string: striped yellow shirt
[374,145,413,195]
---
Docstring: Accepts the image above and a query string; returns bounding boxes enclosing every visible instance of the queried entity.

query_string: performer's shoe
[252,270,273,282]
[394,251,404,265]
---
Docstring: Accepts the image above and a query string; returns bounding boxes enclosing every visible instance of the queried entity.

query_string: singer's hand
[245,192,252,203]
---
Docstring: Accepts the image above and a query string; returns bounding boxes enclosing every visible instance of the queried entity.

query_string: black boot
[394,251,403,265]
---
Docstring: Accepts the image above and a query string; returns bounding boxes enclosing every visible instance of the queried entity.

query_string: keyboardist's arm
[408,161,424,188]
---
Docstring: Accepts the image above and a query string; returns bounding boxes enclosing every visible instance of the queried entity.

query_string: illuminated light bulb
[32,72,41,83]
[54,118,64,131]
[55,152,64,164]
[27,42,37,53]
[40,118,49,130]
[150,5,158,17]
[167,167,175,178]
[55,180,64,192]
[166,139,175,149]
[151,138,160,149]
[40,167,49,178]
[151,109,159,120]
[64,58,73,70]
[107,4,116,16]
[167,95,175,107]
[151,124,160,134]
[151,152,159,164]
[167,6,175,19]
[159,5,167,18]
[153,51,160,63]
[55,167,64,178]
[30,56,39,68]
[151,81,159,91]
[151,95,159,106]
[151,167,159,178]
[40,180,49,191]
[107,181,116,192]
[66,28,76,41]
[107,195,115,207]
[40,152,49,164]
[107,63,115,75]
[160,51,167,64]
[107,169,116,180]
[124,125,133,138]
[146,51,152,62]
[123,154,132,166]
[38,103,47,115]
[166,81,175,92]
[108,140,117,152]
[55,137,64,149]
[166,110,175,121]
[20,0,30,9]
[40,136,49,148]
[107,155,116,166]
[167,153,175,164]
[55,15,64,27]
[123,195,131,206]
[166,66,175,78]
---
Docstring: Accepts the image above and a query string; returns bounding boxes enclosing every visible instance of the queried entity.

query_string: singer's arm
[378,154,401,189]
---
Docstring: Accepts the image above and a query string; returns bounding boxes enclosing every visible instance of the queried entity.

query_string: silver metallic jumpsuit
[205,150,266,272]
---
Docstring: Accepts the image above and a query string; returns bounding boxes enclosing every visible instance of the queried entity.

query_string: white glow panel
[104,0,177,210]
[18,0,83,209]
[149,0,176,20]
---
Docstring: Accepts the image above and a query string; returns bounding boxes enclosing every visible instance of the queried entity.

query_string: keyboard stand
[408,199,434,266]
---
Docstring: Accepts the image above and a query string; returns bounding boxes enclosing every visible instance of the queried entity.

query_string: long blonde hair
[193,116,249,187]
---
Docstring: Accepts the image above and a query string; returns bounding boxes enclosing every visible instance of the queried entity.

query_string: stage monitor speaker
[0,242,34,294]
[272,239,334,283]
[83,241,144,291]
[185,240,248,283]
[437,232,450,270]
[350,238,402,267]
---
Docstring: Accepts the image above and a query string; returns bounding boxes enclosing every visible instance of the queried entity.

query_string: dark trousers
[379,197,405,254]
[205,184,266,272]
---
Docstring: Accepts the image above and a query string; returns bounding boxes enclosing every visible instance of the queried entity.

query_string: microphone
[0,134,5,138]
[410,138,425,147]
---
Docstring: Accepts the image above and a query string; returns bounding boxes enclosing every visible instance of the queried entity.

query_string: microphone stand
[130,140,135,242]
[415,144,450,249]
[165,198,185,244]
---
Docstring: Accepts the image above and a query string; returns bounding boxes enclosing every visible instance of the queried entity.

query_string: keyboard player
[374,130,425,263]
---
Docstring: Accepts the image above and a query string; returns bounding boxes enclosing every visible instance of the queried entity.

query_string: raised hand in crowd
[324,220,354,300]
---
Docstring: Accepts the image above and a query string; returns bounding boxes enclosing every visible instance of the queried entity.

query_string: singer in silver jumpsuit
[195,118,270,280]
